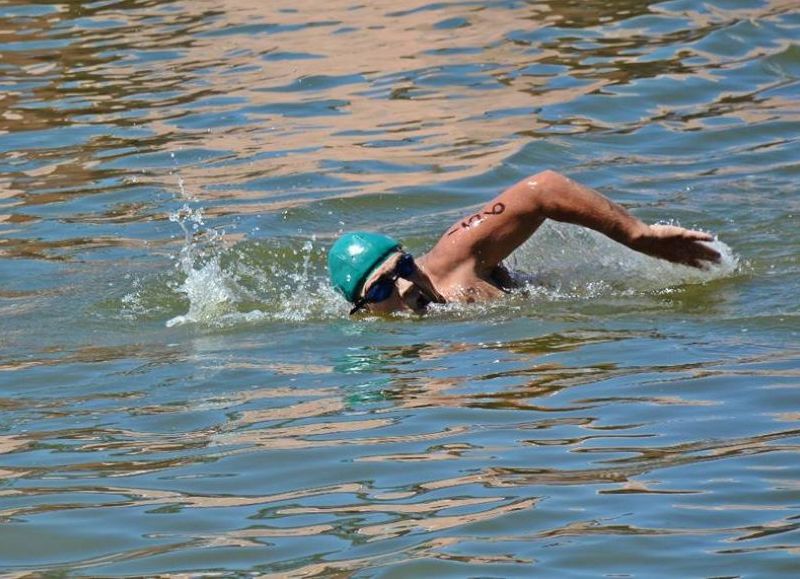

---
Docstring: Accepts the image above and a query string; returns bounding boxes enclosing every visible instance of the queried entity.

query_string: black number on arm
[484,202,505,215]
[447,202,506,236]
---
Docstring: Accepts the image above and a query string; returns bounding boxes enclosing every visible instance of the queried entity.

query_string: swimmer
[328,170,721,315]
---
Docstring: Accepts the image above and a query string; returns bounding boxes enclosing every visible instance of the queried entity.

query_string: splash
[508,221,739,297]
[160,205,345,328]
[165,205,250,327]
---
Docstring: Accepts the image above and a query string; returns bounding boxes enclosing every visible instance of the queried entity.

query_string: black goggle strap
[349,300,367,316]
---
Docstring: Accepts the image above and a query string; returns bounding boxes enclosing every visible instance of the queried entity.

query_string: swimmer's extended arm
[430,170,721,273]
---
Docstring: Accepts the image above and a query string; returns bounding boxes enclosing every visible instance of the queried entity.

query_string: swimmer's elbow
[522,169,571,216]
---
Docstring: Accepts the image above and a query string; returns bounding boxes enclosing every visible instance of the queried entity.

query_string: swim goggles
[349,252,417,315]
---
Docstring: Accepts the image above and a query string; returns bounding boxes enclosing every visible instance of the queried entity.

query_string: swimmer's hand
[631,224,721,268]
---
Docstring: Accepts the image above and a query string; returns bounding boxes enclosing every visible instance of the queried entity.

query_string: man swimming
[328,170,721,315]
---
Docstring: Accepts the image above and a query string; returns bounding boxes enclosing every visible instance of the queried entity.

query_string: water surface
[1,0,799,576]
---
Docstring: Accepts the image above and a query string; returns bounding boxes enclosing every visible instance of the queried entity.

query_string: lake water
[1,0,799,576]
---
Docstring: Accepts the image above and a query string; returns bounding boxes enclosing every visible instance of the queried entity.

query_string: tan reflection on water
[214,420,471,451]
[0,235,151,260]
[124,0,565,202]
[0,481,363,521]
[278,494,506,517]
[355,498,538,541]
[0,342,186,372]
[164,535,532,579]
[272,538,531,579]
[3,0,797,224]
[5,416,793,488]
[3,339,796,482]
[384,341,800,415]
[526,509,800,545]
[0,435,29,455]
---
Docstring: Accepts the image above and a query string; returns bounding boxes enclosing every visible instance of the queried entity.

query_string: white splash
[510,221,738,296]
[159,204,344,327]
[165,205,262,327]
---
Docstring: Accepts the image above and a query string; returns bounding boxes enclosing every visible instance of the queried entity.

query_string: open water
[1,0,799,576]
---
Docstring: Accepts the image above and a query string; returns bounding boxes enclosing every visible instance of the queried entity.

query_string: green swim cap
[328,232,401,302]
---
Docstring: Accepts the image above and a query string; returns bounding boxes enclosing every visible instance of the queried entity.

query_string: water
[1,0,799,575]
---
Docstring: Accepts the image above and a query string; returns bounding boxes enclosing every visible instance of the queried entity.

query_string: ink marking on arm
[485,203,505,215]
[447,202,506,236]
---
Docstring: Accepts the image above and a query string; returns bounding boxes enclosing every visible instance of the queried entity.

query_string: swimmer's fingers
[648,224,713,241]
[635,224,721,267]
[685,230,715,242]
[693,240,722,265]
[681,230,722,266]
[673,245,721,269]
[685,251,718,270]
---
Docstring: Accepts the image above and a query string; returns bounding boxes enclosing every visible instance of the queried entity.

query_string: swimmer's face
[356,252,443,316]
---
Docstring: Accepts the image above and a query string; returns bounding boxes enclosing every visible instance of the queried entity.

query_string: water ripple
[2,0,800,575]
